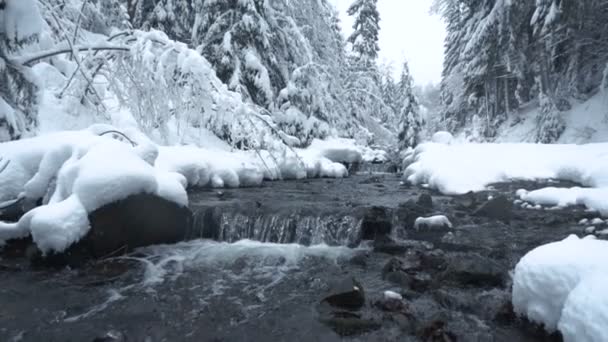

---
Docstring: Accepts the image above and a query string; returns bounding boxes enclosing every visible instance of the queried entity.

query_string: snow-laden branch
[17,45,130,66]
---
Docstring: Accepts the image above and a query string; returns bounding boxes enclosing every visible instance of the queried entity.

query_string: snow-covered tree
[346,0,380,63]
[434,0,608,142]
[397,61,422,149]
[0,0,45,141]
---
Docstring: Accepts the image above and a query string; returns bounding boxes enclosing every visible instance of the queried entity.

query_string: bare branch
[17,45,130,66]
[98,130,137,147]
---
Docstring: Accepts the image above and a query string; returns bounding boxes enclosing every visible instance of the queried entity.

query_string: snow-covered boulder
[559,274,608,342]
[432,131,454,145]
[414,215,452,230]
[512,235,608,338]
[0,129,188,254]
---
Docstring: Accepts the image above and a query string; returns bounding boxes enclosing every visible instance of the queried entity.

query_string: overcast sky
[329,0,446,86]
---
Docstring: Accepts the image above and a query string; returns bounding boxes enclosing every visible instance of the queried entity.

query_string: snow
[494,92,608,144]
[383,290,403,301]
[414,215,452,230]
[0,128,188,253]
[559,274,608,342]
[0,125,372,252]
[512,235,608,340]
[432,131,453,144]
[404,140,608,215]
[1,0,44,43]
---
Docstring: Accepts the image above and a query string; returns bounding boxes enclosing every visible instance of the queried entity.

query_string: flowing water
[0,173,589,341]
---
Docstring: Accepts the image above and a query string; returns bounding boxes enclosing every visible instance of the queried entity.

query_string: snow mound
[0,129,187,254]
[559,274,608,342]
[403,141,608,214]
[512,235,608,339]
[305,138,363,164]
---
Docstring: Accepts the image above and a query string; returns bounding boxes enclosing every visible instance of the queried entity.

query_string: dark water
[0,174,591,341]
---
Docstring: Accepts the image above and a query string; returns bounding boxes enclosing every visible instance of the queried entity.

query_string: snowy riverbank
[403,133,608,341]
[0,125,383,254]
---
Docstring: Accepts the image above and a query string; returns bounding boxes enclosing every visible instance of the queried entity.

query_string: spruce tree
[397,61,422,149]
[346,0,380,63]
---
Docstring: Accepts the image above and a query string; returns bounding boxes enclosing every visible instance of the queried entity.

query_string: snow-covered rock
[0,129,187,253]
[414,215,452,230]
[431,131,454,144]
[512,235,608,337]
[559,274,608,342]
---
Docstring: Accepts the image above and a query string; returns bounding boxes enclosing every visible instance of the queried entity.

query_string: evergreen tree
[397,61,422,149]
[0,0,42,141]
[346,0,380,63]
[435,0,608,142]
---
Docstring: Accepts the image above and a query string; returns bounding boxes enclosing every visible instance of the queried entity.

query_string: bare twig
[0,157,10,174]
[72,0,90,49]
[18,45,130,66]
[98,130,137,147]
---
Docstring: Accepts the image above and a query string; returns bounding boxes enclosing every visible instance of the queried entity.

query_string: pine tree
[397,61,422,149]
[347,0,380,63]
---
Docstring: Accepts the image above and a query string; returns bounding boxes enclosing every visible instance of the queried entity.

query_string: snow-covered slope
[462,92,608,144]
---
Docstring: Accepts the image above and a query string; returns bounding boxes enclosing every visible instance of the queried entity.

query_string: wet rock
[92,330,125,342]
[417,193,434,210]
[382,258,414,287]
[418,250,447,272]
[410,273,433,292]
[349,252,369,267]
[322,278,366,311]
[320,311,382,337]
[441,253,505,288]
[382,256,421,277]
[80,194,193,259]
[453,191,478,210]
[396,200,433,230]
[418,320,457,342]
[373,236,410,255]
[473,195,512,222]
[360,207,392,240]
[433,288,511,322]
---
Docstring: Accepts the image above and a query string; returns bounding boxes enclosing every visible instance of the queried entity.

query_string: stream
[0,172,592,341]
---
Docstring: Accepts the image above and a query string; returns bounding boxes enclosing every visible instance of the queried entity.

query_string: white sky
[329,0,446,86]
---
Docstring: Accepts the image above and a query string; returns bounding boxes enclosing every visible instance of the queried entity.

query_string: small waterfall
[191,208,363,247]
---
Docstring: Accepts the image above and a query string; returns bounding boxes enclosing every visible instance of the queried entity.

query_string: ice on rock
[512,235,608,336]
